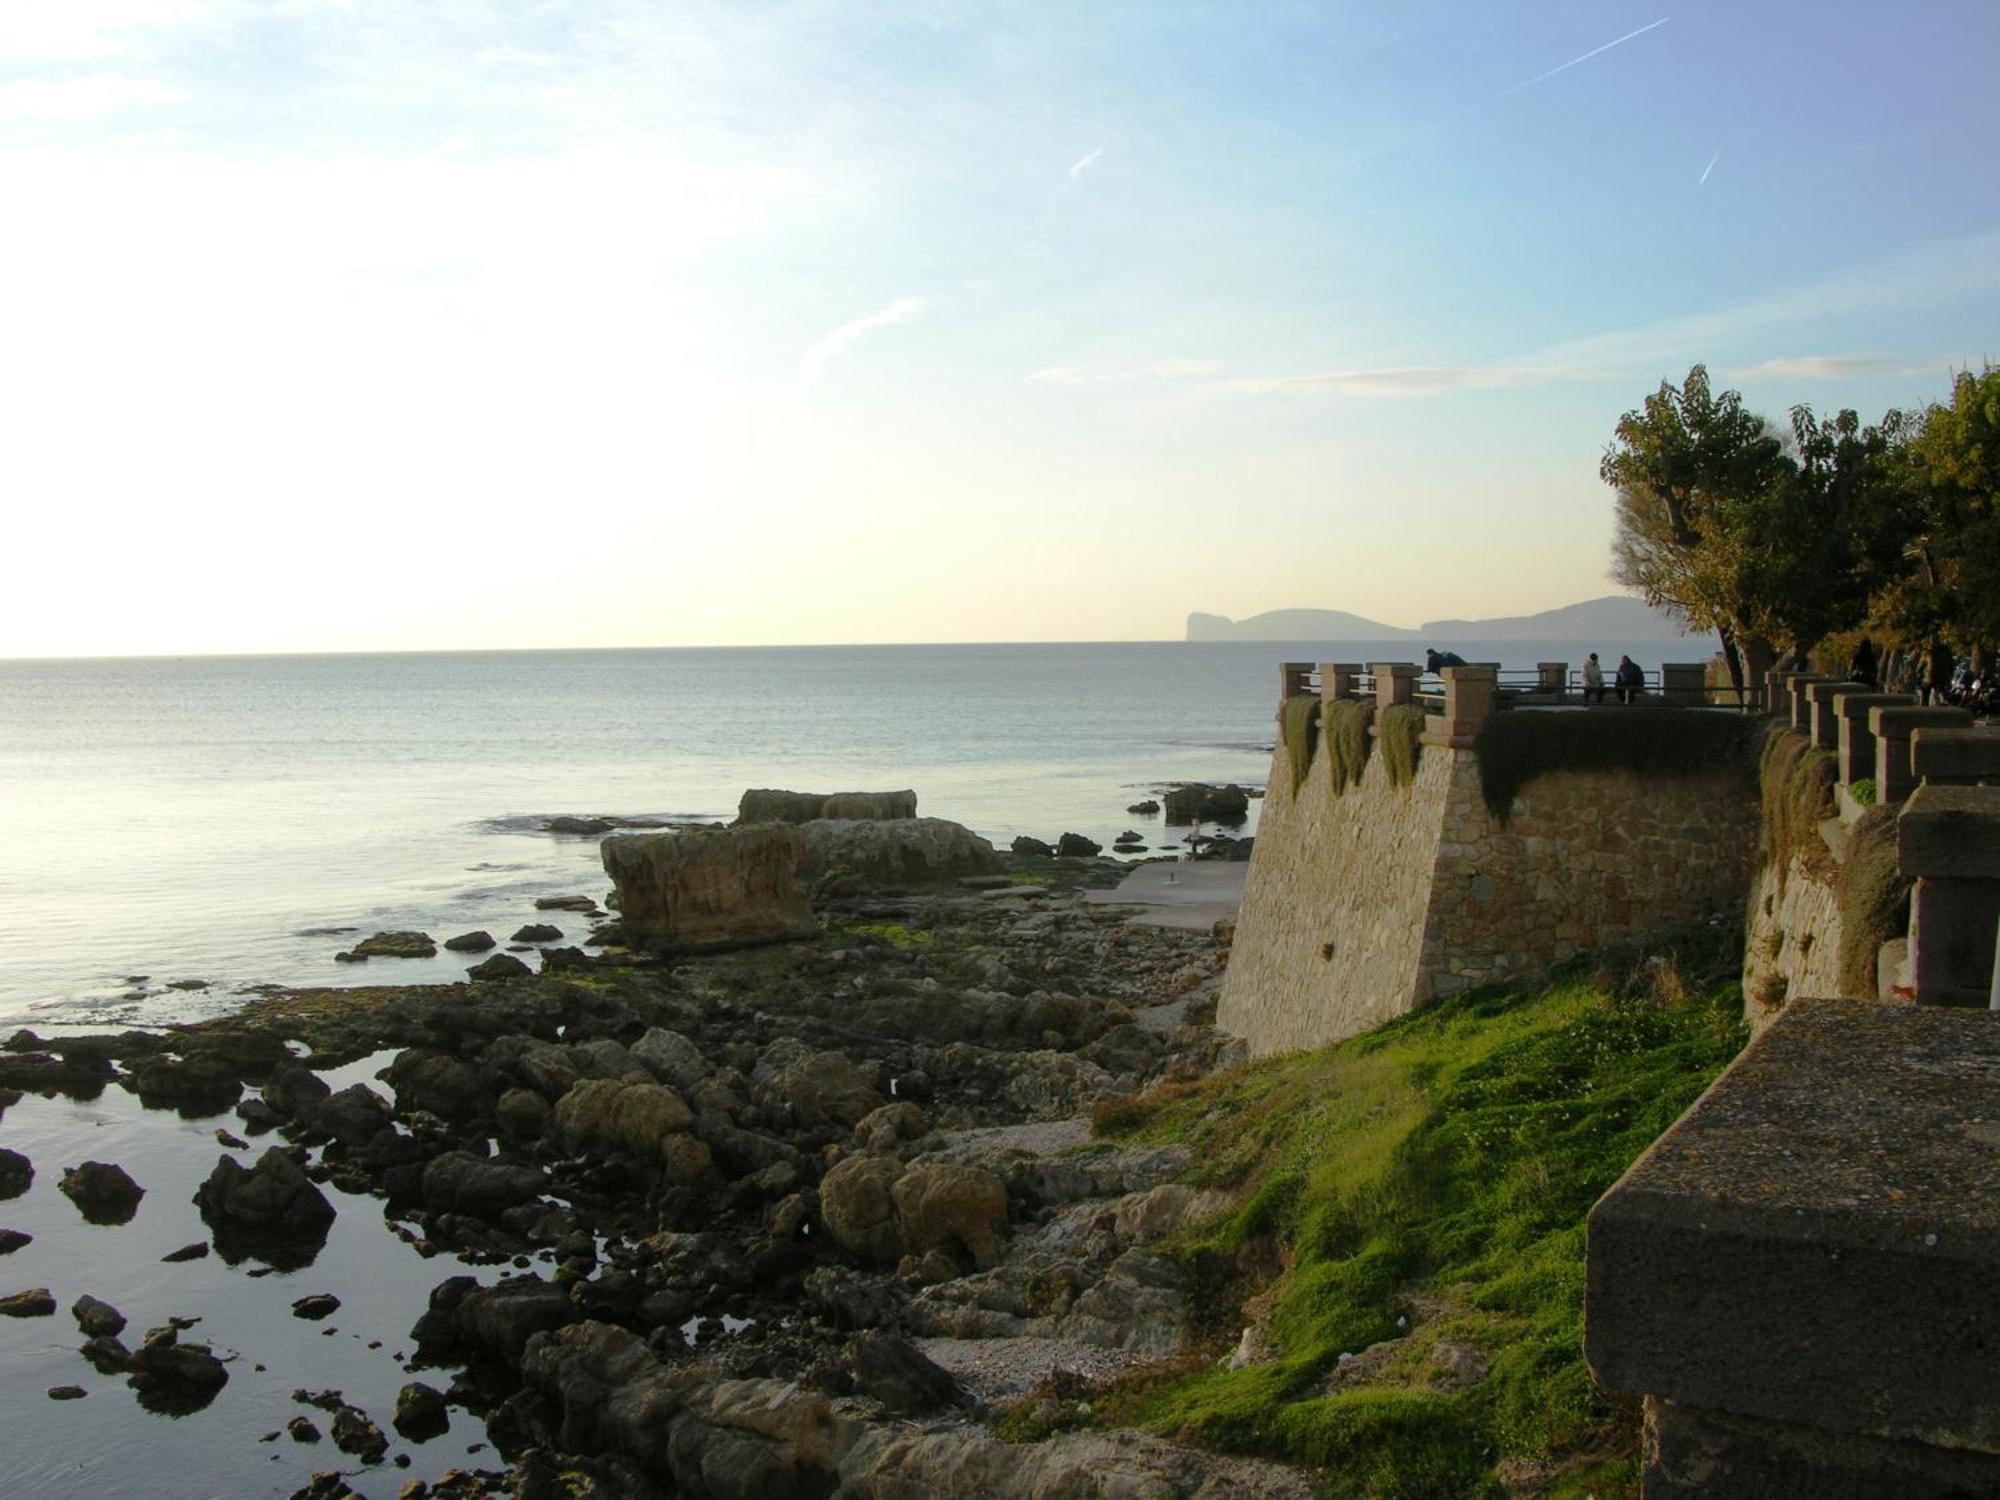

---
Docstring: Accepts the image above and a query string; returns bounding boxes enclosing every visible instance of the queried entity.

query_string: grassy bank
[1077,936,1748,1498]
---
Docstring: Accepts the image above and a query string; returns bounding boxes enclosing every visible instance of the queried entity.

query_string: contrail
[1698,148,1720,185]
[1481,16,1671,108]
[1069,147,1104,180]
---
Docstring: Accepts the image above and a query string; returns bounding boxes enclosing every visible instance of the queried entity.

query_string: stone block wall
[1219,723,1761,1057]
[1741,853,1855,1027]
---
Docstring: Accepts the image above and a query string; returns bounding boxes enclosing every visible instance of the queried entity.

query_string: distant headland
[1185,594,1692,642]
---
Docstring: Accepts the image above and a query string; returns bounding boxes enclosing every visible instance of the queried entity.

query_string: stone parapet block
[1900,783,2000,881]
[1804,680,1866,749]
[1785,674,1832,732]
[1912,726,2000,786]
[1370,662,1419,710]
[1586,999,2000,1460]
[1831,691,1916,785]
[1873,706,1977,802]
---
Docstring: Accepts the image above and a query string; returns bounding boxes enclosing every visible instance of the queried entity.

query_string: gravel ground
[917,1335,1157,1404]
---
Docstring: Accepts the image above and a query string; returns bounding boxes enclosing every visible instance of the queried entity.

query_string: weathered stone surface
[891,1160,1009,1269]
[795,818,1001,892]
[552,1079,711,1183]
[1163,783,1250,824]
[393,1381,449,1440]
[818,1154,904,1264]
[1010,835,1055,857]
[631,1028,708,1093]
[1054,833,1101,858]
[0,1287,56,1317]
[1586,999,2000,1453]
[602,825,817,954]
[1910,726,2000,786]
[765,1051,884,1129]
[1899,782,2000,880]
[383,1050,489,1121]
[263,1065,332,1121]
[344,930,437,959]
[737,788,917,824]
[442,930,496,952]
[468,952,533,981]
[59,1161,144,1224]
[419,1152,548,1216]
[194,1148,336,1266]
[0,1147,32,1200]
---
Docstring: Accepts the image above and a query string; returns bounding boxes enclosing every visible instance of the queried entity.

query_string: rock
[768,1051,884,1129]
[469,953,533,980]
[128,1335,229,1413]
[1056,833,1102,858]
[892,1160,1009,1269]
[846,1330,964,1415]
[1126,799,1161,815]
[383,1050,489,1122]
[287,1415,322,1442]
[538,946,591,973]
[346,931,438,959]
[0,1230,29,1255]
[420,1152,548,1217]
[631,1029,708,1094]
[552,1079,710,1184]
[1,1287,56,1317]
[419,1275,581,1365]
[331,1404,388,1461]
[194,1147,337,1267]
[542,815,616,835]
[161,1241,209,1262]
[310,1084,393,1146]
[511,923,562,943]
[853,1101,928,1151]
[292,1294,341,1320]
[288,1476,361,1500]
[534,895,600,912]
[819,1154,904,1264]
[72,1294,127,1337]
[47,1385,86,1401]
[442,930,496,953]
[263,1066,332,1121]
[601,825,817,954]
[0,1147,32,1200]
[1010,836,1055,857]
[393,1381,450,1440]
[1163,783,1250,824]
[797,817,1002,892]
[737,788,918,824]
[129,1054,243,1116]
[495,1087,548,1141]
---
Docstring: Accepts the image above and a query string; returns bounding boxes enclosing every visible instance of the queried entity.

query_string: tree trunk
[1717,623,1746,707]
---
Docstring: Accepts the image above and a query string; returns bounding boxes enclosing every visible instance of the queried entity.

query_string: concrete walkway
[1082,861,1246,931]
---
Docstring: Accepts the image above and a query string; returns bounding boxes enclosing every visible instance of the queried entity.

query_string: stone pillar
[1872,705,1976,804]
[1911,727,2000,788]
[1832,692,1917,786]
[1372,663,1419,711]
[1319,662,1363,708]
[1786,674,1830,732]
[1587,999,2000,1498]
[1279,661,1314,702]
[1805,680,1865,750]
[1660,663,1707,706]
[1536,662,1568,699]
[1437,665,1497,743]
[1899,784,2000,1008]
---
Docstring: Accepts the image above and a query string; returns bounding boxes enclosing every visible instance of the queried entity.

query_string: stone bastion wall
[1218,666,1762,1057]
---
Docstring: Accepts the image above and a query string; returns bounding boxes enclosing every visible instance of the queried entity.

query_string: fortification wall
[1742,854,1854,1029]
[1220,709,1761,1057]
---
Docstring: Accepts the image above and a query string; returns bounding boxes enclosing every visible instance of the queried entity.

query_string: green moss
[1377,704,1428,788]
[825,917,934,948]
[1280,694,1322,792]
[1834,806,1909,996]
[1759,728,1838,887]
[1848,777,1878,806]
[1474,708,1762,823]
[1326,699,1376,795]
[1091,935,1748,1497]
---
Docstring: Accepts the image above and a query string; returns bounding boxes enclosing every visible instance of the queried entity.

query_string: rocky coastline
[0,790,1300,1499]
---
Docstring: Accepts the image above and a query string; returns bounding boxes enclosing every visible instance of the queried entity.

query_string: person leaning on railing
[1582,652,1606,705]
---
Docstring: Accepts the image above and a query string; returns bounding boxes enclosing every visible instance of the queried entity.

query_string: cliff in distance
[1185,594,1691,642]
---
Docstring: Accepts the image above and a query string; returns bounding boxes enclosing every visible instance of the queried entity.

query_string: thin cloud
[1727,354,1922,381]
[1214,365,1584,398]
[1029,358,1224,386]
[797,295,930,394]
[1480,16,1670,111]
[1068,146,1103,180]
[1698,148,1720,185]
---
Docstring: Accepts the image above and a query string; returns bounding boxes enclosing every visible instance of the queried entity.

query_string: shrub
[1758,728,1838,886]
[1378,704,1427,788]
[1280,694,1322,792]
[1326,699,1375,794]
[1848,777,1877,806]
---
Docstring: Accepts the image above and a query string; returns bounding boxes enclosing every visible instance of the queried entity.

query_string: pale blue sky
[2,1,1996,654]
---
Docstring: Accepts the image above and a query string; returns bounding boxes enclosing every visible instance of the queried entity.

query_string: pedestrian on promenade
[1582,652,1605,704]
[1614,655,1644,704]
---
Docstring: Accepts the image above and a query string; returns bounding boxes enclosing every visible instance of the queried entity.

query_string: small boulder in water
[342,931,437,959]
[1010,835,1054,857]
[442,930,495,953]
[1056,832,1102,858]
[510,924,562,944]
[59,1161,145,1224]
[468,952,532,981]
[0,1287,56,1317]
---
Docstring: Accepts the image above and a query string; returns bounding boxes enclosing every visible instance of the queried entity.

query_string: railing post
[1537,661,1568,699]
[1786,674,1830,732]
[1438,665,1498,743]
[1831,692,1917,785]
[1899,784,2000,1007]
[1911,727,2000,789]
[1872,705,1976,804]
[1279,661,1314,702]
[1320,662,1363,708]
[1372,662,1419,711]
[1659,663,1707,706]
[1804,680,1864,750]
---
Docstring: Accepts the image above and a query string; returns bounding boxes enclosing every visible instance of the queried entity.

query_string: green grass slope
[1079,937,1748,1498]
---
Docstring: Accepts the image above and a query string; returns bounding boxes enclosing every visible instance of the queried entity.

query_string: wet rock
[1055,833,1101,858]
[194,1147,337,1268]
[469,953,533,981]
[1,1287,56,1317]
[1126,799,1161,814]
[129,1054,243,1116]
[737,788,918,824]
[631,1029,708,1094]
[443,930,497,953]
[417,1275,581,1366]
[601,824,818,954]
[347,931,438,959]
[767,1050,884,1129]
[495,1087,548,1141]
[511,924,563,944]
[58,1160,146,1225]
[535,894,600,912]
[72,1294,127,1338]
[311,1083,394,1146]
[552,1079,711,1184]
[0,1230,29,1255]
[853,1101,928,1150]
[47,1385,86,1401]
[539,945,592,973]
[1010,836,1055,857]
[161,1241,209,1262]
[1163,783,1250,824]
[129,1332,230,1413]
[0,1147,31,1200]
[288,1475,361,1500]
[332,1404,389,1461]
[393,1381,450,1440]
[892,1159,1009,1269]
[797,817,1002,893]
[420,1152,548,1217]
[292,1294,341,1320]
[0,1047,114,1097]
[288,1415,323,1443]
[819,1153,904,1264]
[263,1064,331,1120]
[80,1334,134,1373]
[846,1330,965,1415]
[384,1050,490,1122]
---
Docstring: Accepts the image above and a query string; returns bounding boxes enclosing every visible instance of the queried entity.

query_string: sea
[0,639,1693,1027]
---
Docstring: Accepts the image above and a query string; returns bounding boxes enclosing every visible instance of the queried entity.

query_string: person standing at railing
[1582,652,1606,705]
[1615,655,1644,704]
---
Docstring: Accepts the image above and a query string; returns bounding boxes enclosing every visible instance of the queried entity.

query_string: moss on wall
[1325,699,1375,795]
[1377,704,1427,788]
[1758,728,1837,887]
[1279,694,1321,792]
[1833,806,1910,996]
[1474,708,1762,823]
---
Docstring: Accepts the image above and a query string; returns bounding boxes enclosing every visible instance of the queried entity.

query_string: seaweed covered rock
[796,817,1002,892]
[552,1079,712,1183]
[736,788,918,825]
[601,825,817,954]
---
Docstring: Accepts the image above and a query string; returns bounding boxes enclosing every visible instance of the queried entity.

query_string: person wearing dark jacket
[1614,656,1644,704]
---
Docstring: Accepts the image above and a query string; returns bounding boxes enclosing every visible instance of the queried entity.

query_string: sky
[2,0,1997,656]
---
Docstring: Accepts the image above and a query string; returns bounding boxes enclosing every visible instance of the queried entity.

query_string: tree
[1601,366,1793,697]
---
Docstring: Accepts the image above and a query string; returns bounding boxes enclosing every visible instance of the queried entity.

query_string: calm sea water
[0,640,1691,1025]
